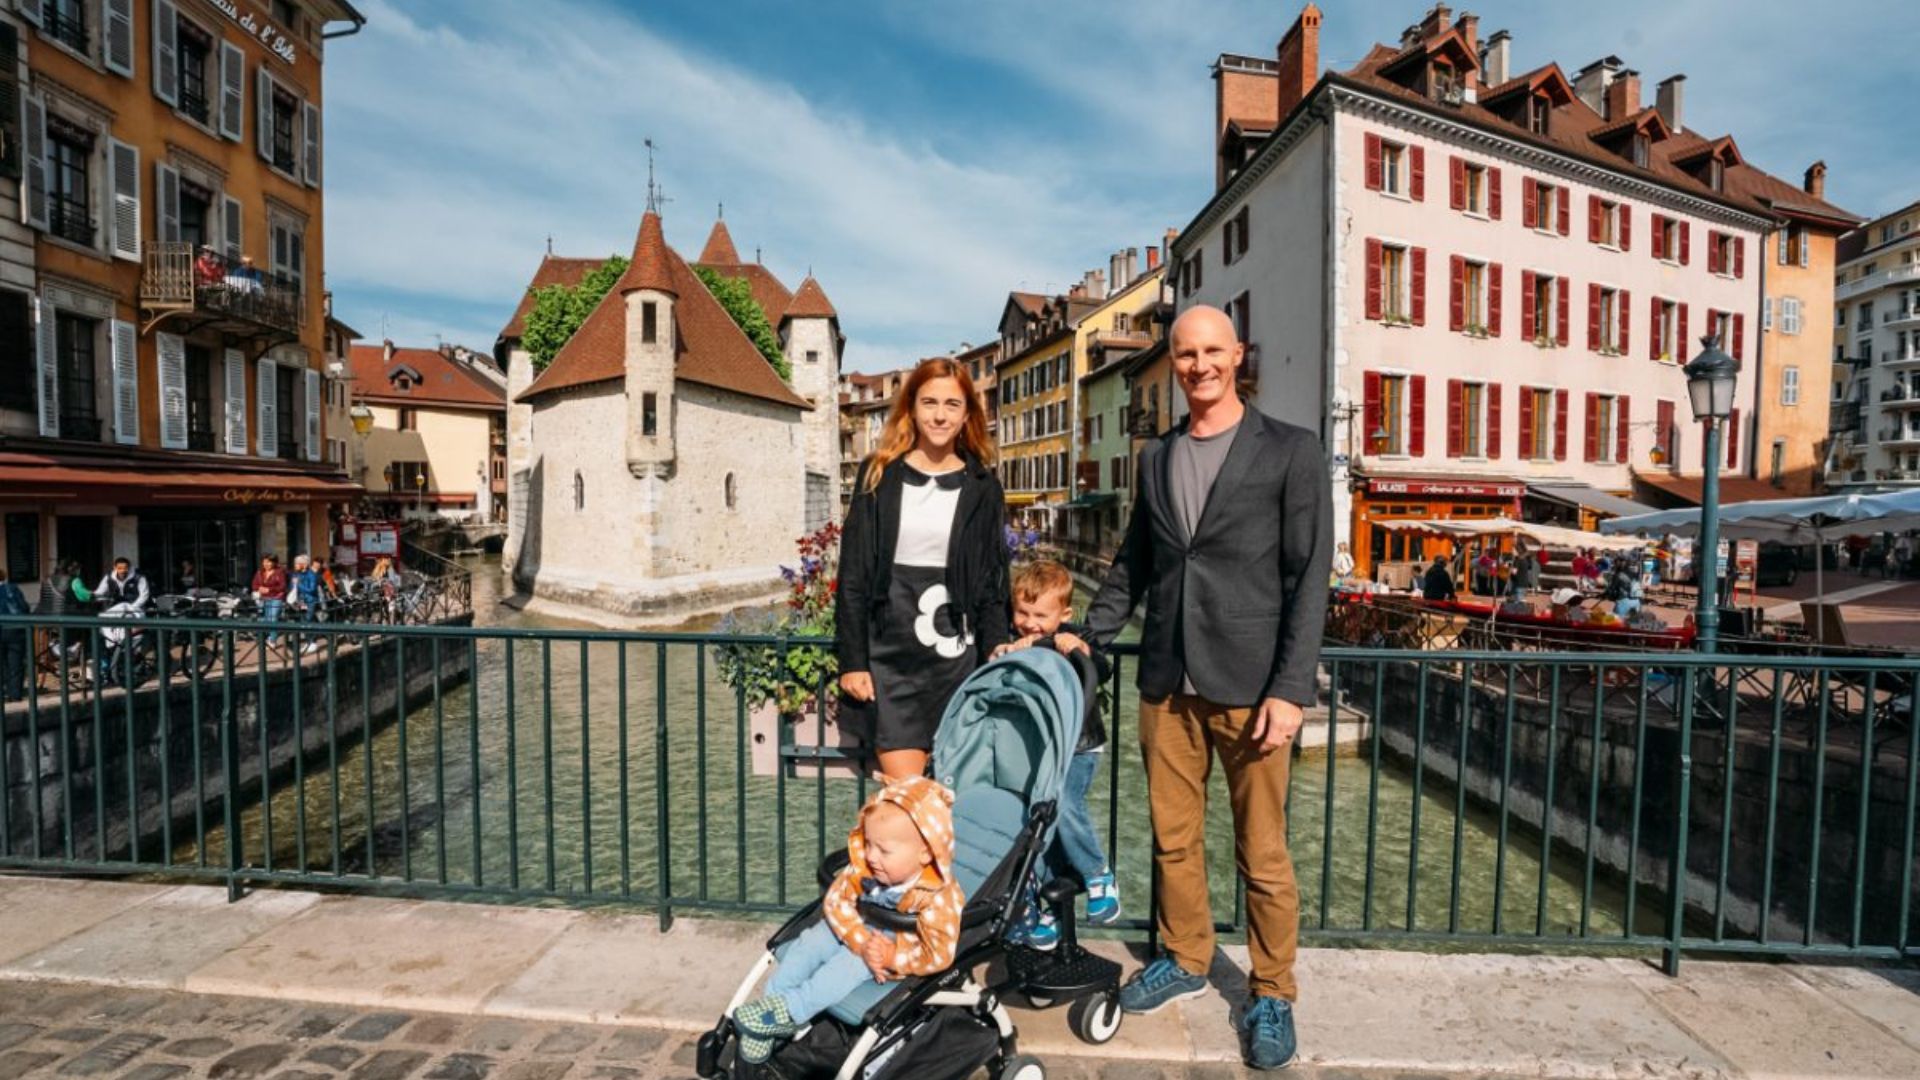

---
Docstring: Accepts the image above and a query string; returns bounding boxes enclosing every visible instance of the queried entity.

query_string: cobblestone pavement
[0,978,1505,1080]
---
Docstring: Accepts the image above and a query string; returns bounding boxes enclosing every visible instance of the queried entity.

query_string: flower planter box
[748,698,869,780]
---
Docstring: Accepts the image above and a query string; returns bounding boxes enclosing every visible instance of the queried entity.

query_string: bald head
[1170,305,1238,350]
[1168,305,1245,417]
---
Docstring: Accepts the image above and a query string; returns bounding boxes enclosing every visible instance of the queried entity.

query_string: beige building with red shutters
[1171,3,1857,577]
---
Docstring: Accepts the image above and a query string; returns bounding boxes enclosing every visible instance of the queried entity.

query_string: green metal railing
[1,613,1915,973]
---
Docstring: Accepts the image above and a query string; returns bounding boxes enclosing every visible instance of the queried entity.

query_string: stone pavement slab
[484,912,768,1027]
[4,886,320,988]
[0,878,167,965]
[183,895,578,1014]
[1784,962,1920,1051]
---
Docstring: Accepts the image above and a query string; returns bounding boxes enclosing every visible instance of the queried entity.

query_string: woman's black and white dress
[866,465,975,752]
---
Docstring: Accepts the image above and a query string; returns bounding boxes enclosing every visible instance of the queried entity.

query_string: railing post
[1663,658,1697,976]
[221,631,244,902]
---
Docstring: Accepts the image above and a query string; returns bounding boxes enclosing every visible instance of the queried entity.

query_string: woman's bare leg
[877,748,929,782]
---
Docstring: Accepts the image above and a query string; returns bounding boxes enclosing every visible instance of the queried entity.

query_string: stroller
[697,648,1124,1080]
[97,601,156,688]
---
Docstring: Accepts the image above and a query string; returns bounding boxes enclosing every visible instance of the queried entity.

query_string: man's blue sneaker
[1242,995,1298,1070]
[1118,956,1207,1014]
[1084,871,1121,926]
[1009,907,1059,951]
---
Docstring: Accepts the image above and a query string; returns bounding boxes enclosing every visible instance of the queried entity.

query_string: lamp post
[415,470,427,516]
[1684,335,1739,651]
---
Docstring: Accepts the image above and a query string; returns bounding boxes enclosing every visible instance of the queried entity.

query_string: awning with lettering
[0,450,362,506]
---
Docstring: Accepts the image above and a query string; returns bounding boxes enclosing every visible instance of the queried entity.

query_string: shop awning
[0,450,363,505]
[1003,492,1041,507]
[1375,516,1645,552]
[1527,483,1656,519]
[1631,470,1789,508]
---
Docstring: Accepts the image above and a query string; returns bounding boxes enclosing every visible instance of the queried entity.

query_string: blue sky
[322,0,1916,374]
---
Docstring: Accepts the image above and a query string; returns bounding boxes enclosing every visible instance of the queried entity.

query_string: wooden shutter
[1362,371,1382,453]
[1650,213,1665,258]
[1522,177,1536,228]
[1364,238,1382,320]
[1619,205,1631,251]
[1410,247,1426,326]
[1554,389,1570,461]
[256,67,273,163]
[1777,229,1788,264]
[1518,387,1535,459]
[1727,407,1740,468]
[108,137,141,261]
[1487,384,1503,459]
[304,367,320,461]
[104,0,136,76]
[0,25,16,183]
[1618,290,1630,357]
[1678,304,1689,360]
[1556,277,1570,346]
[155,161,179,243]
[219,40,245,140]
[1679,221,1691,265]
[157,331,187,449]
[1649,296,1661,360]
[1587,283,1601,350]
[151,0,178,106]
[35,294,58,437]
[22,94,47,231]
[1657,400,1675,468]
[1446,379,1463,457]
[1588,195,1602,243]
[1799,233,1809,268]
[1488,263,1502,337]
[1583,393,1600,462]
[1707,230,1721,273]
[302,101,320,186]
[221,194,242,262]
[224,347,247,453]
[1409,375,1427,456]
[1733,313,1745,360]
[1449,156,1465,210]
[1556,187,1569,236]
[1364,133,1382,191]
[1409,145,1425,202]
[1734,236,1745,279]
[1448,256,1464,331]
[111,320,139,445]
[1488,167,1502,219]
[256,358,276,457]
[1617,396,1631,464]
[1520,271,1536,340]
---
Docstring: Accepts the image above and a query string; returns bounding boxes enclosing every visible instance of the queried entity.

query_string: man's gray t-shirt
[1168,421,1238,694]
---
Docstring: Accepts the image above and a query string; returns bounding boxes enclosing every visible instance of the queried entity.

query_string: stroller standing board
[696,648,1123,1080]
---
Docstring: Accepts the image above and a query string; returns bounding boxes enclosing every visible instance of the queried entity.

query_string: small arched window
[724,472,737,510]
[572,470,585,512]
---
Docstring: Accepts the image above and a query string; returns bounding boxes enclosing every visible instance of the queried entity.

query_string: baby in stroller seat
[731,777,963,1064]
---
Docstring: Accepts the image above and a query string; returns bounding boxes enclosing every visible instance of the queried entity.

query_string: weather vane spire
[644,138,663,215]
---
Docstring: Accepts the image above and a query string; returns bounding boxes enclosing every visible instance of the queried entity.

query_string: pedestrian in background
[0,567,28,702]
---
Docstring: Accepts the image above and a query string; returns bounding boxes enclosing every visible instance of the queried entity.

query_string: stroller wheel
[994,1053,1045,1080]
[1068,991,1123,1045]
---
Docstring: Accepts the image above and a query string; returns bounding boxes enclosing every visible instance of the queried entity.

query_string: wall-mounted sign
[208,0,299,64]
[223,487,304,504]
[1369,479,1526,498]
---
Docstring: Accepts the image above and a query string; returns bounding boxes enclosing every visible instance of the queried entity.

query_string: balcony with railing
[1887,307,1920,330]
[1878,384,1920,409]
[1837,261,1920,302]
[140,242,303,344]
[45,5,89,52]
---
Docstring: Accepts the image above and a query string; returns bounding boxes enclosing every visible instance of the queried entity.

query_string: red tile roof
[699,219,741,264]
[782,276,837,320]
[1009,291,1049,317]
[348,345,506,410]
[696,260,794,324]
[519,219,811,411]
[498,255,606,342]
[617,212,676,297]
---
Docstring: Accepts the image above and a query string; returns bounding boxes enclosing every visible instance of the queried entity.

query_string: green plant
[715,524,840,714]
[523,255,628,371]
[693,265,791,380]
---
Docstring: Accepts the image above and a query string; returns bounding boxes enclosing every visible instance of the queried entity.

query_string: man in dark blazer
[1084,305,1332,1070]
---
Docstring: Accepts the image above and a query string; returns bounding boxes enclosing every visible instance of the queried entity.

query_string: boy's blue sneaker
[1009,907,1059,951]
[1241,995,1298,1070]
[1118,955,1207,1014]
[1084,870,1121,925]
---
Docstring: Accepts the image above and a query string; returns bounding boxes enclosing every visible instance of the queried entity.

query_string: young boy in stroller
[697,648,1124,1080]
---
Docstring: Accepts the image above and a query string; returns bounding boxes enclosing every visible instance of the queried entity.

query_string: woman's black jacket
[836,453,1010,673]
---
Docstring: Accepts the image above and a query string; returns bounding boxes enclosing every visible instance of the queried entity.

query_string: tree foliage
[693,265,792,381]
[523,255,629,371]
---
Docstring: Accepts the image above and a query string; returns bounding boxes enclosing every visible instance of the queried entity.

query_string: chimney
[382,339,395,364]
[1274,4,1321,123]
[1110,251,1126,293]
[1419,4,1450,39]
[1145,245,1161,271]
[1163,228,1179,269]
[1605,69,1639,121]
[1655,74,1685,133]
[1124,247,1139,287]
[1572,56,1620,114]
[1454,12,1480,91]
[1481,30,1510,86]
[1804,160,1827,199]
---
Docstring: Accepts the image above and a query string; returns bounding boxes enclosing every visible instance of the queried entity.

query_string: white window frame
[1782,366,1801,406]
[1658,299,1678,362]
[1782,297,1802,336]
[1598,286,1620,353]
[1460,380,1487,459]
[1597,199,1620,248]
[1377,371,1411,457]
[1381,242,1410,323]
[1525,386,1555,462]
[1463,162,1486,216]
[1462,258,1487,332]
[1380,141,1406,198]
[1713,232,1736,277]
[1594,393,1619,464]
[1534,180,1559,234]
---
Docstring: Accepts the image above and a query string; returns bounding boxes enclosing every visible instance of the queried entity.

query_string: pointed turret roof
[617,211,676,297]
[782,276,838,321]
[698,219,741,264]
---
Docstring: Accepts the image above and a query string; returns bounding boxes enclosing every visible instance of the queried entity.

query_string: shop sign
[222,487,305,504]
[208,0,299,64]
[1369,479,1525,498]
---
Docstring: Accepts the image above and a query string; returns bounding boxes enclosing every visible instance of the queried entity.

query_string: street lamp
[415,470,427,515]
[348,401,374,437]
[1684,334,1738,651]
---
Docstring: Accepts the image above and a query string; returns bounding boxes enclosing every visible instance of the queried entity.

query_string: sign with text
[208,0,299,65]
[1368,478,1526,498]
[223,487,305,505]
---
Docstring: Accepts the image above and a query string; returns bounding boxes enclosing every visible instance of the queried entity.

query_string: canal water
[186,556,1638,941]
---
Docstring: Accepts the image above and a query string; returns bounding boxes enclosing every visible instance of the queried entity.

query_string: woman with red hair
[836,358,1008,781]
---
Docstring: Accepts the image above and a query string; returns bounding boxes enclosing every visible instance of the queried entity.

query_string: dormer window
[1632,133,1650,168]
[1529,94,1550,135]
[1708,158,1724,192]
[1431,61,1458,101]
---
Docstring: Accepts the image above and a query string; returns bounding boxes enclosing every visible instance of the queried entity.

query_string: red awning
[0,450,362,506]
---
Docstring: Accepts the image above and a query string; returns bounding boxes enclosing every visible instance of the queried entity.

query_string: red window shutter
[1446,379,1463,457]
[1409,375,1427,455]
[1556,277,1570,346]
[1588,195,1602,243]
[1363,371,1382,452]
[1650,213,1664,258]
[1734,237,1745,278]
[1521,270,1537,340]
[1487,384,1503,459]
[1584,392,1600,463]
[1522,177,1537,228]
[1449,256,1465,332]
[1657,399,1675,466]
[1450,156,1465,210]
[1557,187,1570,237]
[1727,407,1740,468]
[1617,395,1631,464]
[1410,247,1427,326]
[1365,238,1382,320]
[1734,313,1745,361]
[1518,387,1535,458]
[1410,145,1426,202]
[1678,303,1689,358]
[1619,206,1631,252]
[1649,296,1662,360]
[1488,167,1503,219]
[1488,263,1503,336]
[1587,283,1602,350]
[1707,231,1721,273]
[1554,389,1570,461]
[1618,289,1631,356]
[1365,133,1382,191]
[1680,221,1691,265]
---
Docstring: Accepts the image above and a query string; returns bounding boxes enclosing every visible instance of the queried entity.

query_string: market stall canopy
[1598,490,1920,543]
[1375,516,1646,552]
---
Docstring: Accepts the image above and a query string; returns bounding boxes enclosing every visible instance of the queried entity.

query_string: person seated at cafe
[1422,555,1458,602]
[193,245,224,287]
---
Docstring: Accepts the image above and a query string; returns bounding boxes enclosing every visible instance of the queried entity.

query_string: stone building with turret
[495,211,842,620]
